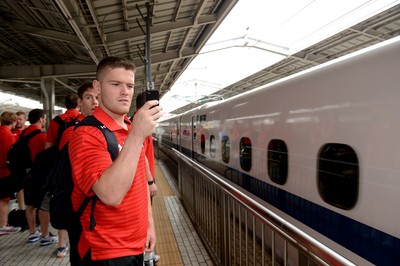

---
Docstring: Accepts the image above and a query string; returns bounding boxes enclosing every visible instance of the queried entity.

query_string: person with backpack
[0,111,21,235]
[49,83,98,261]
[69,56,162,265]
[21,109,48,243]
[40,93,80,255]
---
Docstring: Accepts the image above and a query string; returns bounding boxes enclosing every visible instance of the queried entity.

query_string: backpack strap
[53,115,80,145]
[74,115,119,230]
[75,115,118,160]
[53,115,63,125]
[20,129,42,140]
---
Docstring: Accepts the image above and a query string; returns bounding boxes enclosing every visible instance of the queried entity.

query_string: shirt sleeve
[69,126,111,196]
[45,119,60,144]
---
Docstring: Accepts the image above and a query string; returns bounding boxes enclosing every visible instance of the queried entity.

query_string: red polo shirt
[12,126,26,141]
[23,125,46,161]
[58,113,85,149]
[69,108,148,261]
[0,126,15,178]
[46,109,80,145]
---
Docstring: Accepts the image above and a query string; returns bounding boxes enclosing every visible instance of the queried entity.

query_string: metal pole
[145,2,154,91]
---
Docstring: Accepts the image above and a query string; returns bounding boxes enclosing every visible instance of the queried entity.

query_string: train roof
[165,35,400,119]
[218,36,400,103]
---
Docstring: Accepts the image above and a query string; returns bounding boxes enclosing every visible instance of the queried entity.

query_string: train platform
[0,159,214,266]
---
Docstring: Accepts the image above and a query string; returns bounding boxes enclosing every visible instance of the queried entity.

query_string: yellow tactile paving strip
[152,161,183,266]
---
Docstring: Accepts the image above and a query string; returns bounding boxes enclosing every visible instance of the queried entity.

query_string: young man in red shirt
[43,93,80,255]
[23,109,48,243]
[59,83,98,149]
[45,94,80,147]
[57,82,98,263]
[12,111,27,140]
[13,111,27,210]
[0,111,20,235]
[69,56,162,265]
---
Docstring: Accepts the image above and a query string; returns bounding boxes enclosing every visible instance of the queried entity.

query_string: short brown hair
[96,56,136,81]
[77,82,94,99]
[15,111,26,117]
[1,111,17,125]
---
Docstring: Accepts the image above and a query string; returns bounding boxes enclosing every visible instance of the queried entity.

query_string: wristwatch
[148,180,154,185]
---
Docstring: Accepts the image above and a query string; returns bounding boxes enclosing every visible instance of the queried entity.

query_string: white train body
[156,36,400,265]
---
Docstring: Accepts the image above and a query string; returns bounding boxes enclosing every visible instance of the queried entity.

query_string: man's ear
[93,80,101,94]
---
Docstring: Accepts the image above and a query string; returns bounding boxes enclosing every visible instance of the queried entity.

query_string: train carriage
[155,36,400,265]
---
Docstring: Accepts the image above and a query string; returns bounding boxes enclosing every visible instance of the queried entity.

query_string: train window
[210,135,216,158]
[240,137,252,172]
[267,139,288,185]
[318,143,359,210]
[199,114,206,122]
[221,135,230,163]
[201,134,205,154]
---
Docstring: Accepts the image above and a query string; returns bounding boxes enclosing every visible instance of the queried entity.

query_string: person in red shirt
[57,82,98,263]
[59,83,98,149]
[22,109,47,243]
[69,56,162,265]
[46,94,80,147]
[41,93,80,254]
[12,111,27,140]
[0,111,20,235]
[12,111,27,210]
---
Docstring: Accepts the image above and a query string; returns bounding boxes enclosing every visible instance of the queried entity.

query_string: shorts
[24,177,46,208]
[40,192,51,212]
[0,175,17,200]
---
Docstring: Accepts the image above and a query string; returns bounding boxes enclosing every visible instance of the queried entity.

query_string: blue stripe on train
[164,141,400,265]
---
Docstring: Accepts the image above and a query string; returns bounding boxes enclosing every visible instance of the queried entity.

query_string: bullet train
[155,36,400,265]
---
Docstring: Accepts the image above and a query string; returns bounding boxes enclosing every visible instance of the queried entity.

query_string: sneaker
[56,245,68,258]
[0,225,21,235]
[154,254,160,262]
[28,230,41,243]
[40,232,58,246]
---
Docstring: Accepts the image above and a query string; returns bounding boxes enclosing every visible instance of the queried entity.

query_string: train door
[191,115,198,159]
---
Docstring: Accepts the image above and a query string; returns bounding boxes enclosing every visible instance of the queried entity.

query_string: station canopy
[0,0,399,115]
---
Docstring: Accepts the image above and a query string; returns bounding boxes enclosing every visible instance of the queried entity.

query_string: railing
[173,148,356,266]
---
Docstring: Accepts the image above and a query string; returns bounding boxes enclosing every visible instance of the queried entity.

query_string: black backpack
[7,129,42,191]
[53,115,78,144]
[49,115,118,230]
[30,115,79,193]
